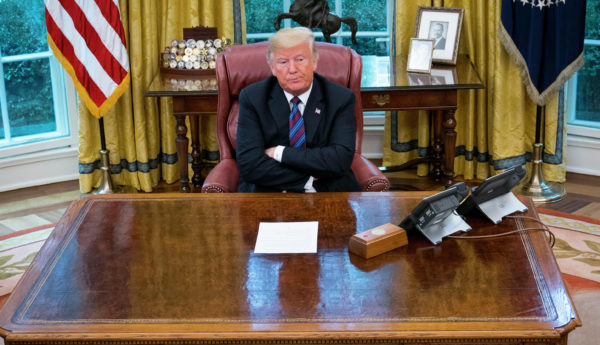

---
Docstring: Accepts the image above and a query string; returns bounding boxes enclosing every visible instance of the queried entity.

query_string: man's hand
[265,147,277,158]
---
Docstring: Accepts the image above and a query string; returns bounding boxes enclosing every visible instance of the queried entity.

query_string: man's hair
[267,27,318,64]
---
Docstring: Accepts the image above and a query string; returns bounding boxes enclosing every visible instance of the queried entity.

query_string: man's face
[430,24,443,39]
[269,42,317,96]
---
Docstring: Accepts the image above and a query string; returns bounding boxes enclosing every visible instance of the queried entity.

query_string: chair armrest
[201,159,240,193]
[351,154,390,192]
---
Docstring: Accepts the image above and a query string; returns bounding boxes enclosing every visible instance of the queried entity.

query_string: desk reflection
[362,55,459,88]
[163,77,217,92]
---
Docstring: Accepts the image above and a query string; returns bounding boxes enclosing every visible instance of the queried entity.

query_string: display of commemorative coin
[161,36,233,74]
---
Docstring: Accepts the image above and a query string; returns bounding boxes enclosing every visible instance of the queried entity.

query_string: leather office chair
[201,41,390,193]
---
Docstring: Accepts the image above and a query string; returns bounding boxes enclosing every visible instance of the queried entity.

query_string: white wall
[566,133,600,176]
[0,147,79,192]
[362,126,384,159]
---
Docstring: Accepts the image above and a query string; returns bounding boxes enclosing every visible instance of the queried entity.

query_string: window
[566,0,600,137]
[245,0,393,55]
[244,0,394,124]
[0,0,78,159]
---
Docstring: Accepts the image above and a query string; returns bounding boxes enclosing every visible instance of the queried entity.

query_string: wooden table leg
[442,108,457,186]
[189,115,204,189]
[432,110,443,181]
[175,114,191,192]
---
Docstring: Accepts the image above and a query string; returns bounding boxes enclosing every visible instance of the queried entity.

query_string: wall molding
[362,126,384,159]
[0,147,79,192]
[566,133,600,176]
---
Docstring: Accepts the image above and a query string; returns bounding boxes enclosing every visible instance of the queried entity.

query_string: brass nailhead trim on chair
[202,186,226,193]
[365,179,390,192]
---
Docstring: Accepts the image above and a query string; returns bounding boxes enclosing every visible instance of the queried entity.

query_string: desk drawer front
[361,89,457,111]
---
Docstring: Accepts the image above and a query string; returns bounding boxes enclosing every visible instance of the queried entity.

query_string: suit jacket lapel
[268,83,291,142]
[303,78,324,145]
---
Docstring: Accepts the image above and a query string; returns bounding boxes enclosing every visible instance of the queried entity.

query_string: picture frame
[430,67,457,85]
[414,6,464,65]
[406,38,434,73]
[407,72,431,86]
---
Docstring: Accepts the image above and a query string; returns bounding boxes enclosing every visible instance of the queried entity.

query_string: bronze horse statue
[273,0,358,45]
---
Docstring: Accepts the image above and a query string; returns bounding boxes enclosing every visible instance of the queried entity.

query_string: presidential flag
[499,0,586,105]
[45,0,130,118]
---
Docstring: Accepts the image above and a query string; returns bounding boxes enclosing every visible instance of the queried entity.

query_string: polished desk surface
[0,193,577,344]
[145,55,483,98]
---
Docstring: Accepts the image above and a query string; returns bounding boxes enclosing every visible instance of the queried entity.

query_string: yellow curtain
[386,0,566,182]
[78,0,242,193]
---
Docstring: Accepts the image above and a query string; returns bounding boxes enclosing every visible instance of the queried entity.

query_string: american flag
[45,0,130,118]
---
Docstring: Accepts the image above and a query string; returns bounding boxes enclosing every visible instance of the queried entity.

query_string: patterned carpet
[0,207,598,344]
[537,208,600,345]
[0,224,54,296]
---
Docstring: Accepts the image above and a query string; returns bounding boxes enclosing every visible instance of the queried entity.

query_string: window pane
[585,0,600,40]
[343,36,389,56]
[0,0,47,56]
[244,0,284,34]
[4,58,57,137]
[574,45,600,127]
[246,37,267,44]
[342,0,386,32]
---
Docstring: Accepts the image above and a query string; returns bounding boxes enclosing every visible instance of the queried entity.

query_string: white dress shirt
[272,85,316,192]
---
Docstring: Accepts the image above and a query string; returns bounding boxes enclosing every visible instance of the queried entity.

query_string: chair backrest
[215,41,363,160]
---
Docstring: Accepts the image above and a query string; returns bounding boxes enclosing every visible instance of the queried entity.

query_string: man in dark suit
[236,27,360,193]
[429,22,446,50]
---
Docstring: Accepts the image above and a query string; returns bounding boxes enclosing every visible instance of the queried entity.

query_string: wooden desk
[145,55,484,192]
[0,193,578,344]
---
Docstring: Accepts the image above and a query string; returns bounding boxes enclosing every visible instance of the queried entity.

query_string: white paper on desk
[254,221,318,254]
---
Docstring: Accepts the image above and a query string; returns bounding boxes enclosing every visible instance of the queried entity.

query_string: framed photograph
[414,6,464,65]
[430,67,457,85]
[407,73,432,86]
[406,38,434,73]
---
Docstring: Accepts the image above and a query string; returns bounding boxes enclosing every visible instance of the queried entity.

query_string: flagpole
[516,105,566,203]
[499,0,586,204]
[45,0,132,195]
[93,117,115,194]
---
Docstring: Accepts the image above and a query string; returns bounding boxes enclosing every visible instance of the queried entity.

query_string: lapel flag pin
[315,108,321,115]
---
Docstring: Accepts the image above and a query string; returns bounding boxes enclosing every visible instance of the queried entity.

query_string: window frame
[0,51,79,159]
[566,38,600,139]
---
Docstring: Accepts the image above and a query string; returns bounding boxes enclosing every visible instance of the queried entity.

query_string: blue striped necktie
[289,96,306,148]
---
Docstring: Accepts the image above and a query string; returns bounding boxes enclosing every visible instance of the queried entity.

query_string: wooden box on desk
[348,223,408,259]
